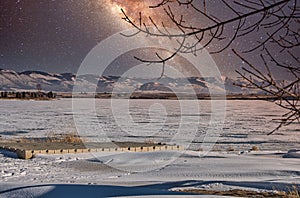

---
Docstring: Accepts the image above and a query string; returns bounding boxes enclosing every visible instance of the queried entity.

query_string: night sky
[1,0,120,73]
[0,0,297,79]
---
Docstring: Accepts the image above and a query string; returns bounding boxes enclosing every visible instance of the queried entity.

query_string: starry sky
[1,0,120,73]
[0,0,297,79]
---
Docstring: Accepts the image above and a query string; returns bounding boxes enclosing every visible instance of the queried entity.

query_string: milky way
[109,0,156,15]
[106,0,166,26]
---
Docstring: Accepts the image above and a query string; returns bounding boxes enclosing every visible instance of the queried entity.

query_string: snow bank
[283,150,300,158]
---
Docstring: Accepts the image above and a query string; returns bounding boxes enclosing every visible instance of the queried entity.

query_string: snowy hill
[0,68,262,94]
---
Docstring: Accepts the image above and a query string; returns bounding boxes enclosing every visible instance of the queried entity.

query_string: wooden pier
[0,142,183,159]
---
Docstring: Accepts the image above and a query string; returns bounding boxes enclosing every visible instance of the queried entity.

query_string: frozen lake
[0,99,299,196]
[0,99,299,151]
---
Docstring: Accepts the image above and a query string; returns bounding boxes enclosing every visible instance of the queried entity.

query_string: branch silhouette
[120,0,299,133]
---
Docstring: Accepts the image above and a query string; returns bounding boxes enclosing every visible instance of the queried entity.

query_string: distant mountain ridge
[0,68,264,94]
[0,69,75,92]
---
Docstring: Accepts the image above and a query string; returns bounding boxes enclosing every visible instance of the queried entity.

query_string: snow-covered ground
[0,150,299,197]
[0,99,299,197]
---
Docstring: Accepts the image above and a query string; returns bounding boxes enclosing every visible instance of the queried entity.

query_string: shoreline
[0,93,294,100]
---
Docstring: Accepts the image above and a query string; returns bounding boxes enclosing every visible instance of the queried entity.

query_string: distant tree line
[0,91,56,99]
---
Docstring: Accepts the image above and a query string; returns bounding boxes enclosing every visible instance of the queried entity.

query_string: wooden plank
[0,144,182,159]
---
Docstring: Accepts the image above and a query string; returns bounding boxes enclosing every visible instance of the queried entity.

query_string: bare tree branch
[119,0,299,133]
